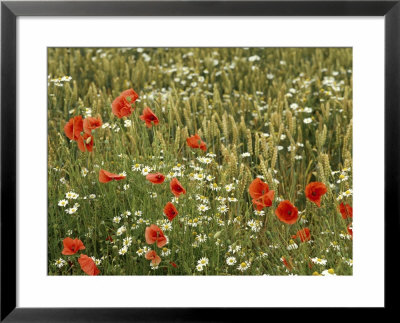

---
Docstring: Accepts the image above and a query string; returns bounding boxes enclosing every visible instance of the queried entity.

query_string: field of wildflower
[48,47,353,276]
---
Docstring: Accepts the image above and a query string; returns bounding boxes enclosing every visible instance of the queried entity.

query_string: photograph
[47,47,353,276]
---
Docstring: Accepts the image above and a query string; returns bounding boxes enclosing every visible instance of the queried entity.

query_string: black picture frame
[1,0,398,321]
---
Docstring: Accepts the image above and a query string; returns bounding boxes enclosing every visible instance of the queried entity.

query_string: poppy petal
[78,254,100,276]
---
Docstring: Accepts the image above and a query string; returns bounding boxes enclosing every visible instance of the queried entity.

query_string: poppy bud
[214,231,222,239]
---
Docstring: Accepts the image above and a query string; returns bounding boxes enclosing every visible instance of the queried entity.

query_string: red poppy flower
[112,95,133,118]
[145,224,167,248]
[186,134,207,152]
[99,169,126,183]
[146,173,165,184]
[106,235,113,242]
[83,116,102,134]
[252,191,275,210]
[140,107,159,128]
[347,223,353,237]
[164,202,178,221]
[61,237,85,255]
[292,228,311,242]
[170,177,186,197]
[281,256,293,271]
[305,182,327,207]
[249,178,269,199]
[120,88,139,104]
[275,200,299,224]
[78,254,100,276]
[339,203,353,219]
[169,261,178,268]
[145,250,161,266]
[253,191,275,210]
[64,115,83,141]
[249,178,274,210]
[77,133,94,152]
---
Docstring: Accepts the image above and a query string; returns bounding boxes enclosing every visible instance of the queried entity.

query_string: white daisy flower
[210,183,221,191]
[123,237,132,247]
[197,257,209,266]
[196,264,204,272]
[54,258,67,268]
[237,261,251,272]
[66,207,77,215]
[197,204,209,213]
[65,191,79,199]
[119,246,128,255]
[226,257,237,266]
[58,199,68,207]
[218,205,229,214]
[161,247,171,257]
[132,163,142,171]
[310,257,328,266]
[116,225,126,236]
[321,269,337,276]
[81,167,89,177]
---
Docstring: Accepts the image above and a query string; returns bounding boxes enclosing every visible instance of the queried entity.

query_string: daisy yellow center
[339,174,345,179]
[240,262,246,268]
[345,190,351,194]
[328,268,335,274]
